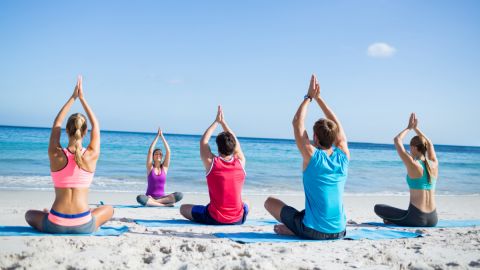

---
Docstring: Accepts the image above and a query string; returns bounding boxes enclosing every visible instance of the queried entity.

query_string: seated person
[25,76,113,234]
[179,106,248,225]
[374,113,438,227]
[264,74,350,240]
[136,128,183,207]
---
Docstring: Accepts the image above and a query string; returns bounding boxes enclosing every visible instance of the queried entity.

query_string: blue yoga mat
[134,219,278,227]
[91,202,179,209]
[0,226,129,236]
[365,219,480,228]
[213,228,421,243]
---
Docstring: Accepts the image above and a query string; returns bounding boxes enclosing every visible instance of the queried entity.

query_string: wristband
[304,95,312,102]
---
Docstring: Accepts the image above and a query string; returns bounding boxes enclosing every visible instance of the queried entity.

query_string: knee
[25,210,33,223]
[105,205,114,216]
[373,204,384,215]
[179,205,187,215]
[97,205,114,218]
[137,195,148,206]
[264,196,275,210]
[173,192,184,202]
[179,205,190,218]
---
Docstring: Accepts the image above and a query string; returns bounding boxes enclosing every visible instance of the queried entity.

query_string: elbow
[292,117,299,126]
[393,137,402,147]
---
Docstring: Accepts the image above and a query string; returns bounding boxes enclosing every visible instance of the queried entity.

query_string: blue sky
[1,1,479,146]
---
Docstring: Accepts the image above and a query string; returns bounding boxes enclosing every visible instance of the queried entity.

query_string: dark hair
[410,135,432,183]
[216,132,236,156]
[313,118,338,149]
[152,148,163,166]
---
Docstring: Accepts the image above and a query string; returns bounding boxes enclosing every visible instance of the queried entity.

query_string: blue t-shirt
[302,148,349,233]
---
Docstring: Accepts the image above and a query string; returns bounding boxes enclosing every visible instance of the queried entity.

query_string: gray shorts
[42,215,97,234]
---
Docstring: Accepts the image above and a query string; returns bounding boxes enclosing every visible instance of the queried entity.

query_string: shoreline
[0,187,479,197]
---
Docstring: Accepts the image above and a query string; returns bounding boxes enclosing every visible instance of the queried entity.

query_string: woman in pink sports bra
[135,128,183,207]
[24,76,113,234]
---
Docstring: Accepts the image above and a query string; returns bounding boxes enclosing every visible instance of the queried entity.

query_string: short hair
[313,118,338,149]
[216,132,236,156]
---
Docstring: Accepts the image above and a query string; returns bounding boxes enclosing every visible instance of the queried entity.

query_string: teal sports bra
[406,160,436,190]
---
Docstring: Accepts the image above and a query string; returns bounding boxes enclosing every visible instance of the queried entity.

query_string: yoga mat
[365,219,480,228]
[0,226,129,236]
[213,228,421,243]
[134,219,278,227]
[90,202,179,209]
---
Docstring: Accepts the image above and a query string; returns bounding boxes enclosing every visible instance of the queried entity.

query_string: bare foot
[146,200,174,207]
[383,219,394,225]
[274,224,295,236]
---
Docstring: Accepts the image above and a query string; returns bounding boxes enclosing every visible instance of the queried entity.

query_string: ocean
[0,125,479,195]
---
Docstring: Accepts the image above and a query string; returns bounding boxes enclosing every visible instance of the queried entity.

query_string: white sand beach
[0,190,479,270]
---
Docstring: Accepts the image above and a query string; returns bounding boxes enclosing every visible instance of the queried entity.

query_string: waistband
[304,226,347,240]
[48,209,92,226]
[408,203,437,215]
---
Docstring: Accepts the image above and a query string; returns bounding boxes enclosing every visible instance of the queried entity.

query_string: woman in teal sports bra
[374,113,439,227]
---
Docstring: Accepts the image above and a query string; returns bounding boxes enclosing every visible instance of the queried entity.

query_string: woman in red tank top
[180,106,249,225]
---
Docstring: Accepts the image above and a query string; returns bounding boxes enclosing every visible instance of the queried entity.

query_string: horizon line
[1,124,479,148]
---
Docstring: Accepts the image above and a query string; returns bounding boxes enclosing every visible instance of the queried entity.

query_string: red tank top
[206,156,246,223]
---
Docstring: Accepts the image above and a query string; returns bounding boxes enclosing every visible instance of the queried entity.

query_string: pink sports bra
[51,148,94,188]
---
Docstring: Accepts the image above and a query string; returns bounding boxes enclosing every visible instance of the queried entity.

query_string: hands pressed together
[71,75,85,100]
[307,74,321,100]
[407,113,419,130]
[215,105,225,125]
[157,128,164,138]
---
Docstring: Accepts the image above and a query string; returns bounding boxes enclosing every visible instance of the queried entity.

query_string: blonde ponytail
[73,117,85,168]
[66,113,88,168]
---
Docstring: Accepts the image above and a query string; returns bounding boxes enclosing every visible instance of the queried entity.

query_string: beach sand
[1,190,479,269]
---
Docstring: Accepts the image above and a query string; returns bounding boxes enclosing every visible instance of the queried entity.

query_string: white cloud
[367,42,396,58]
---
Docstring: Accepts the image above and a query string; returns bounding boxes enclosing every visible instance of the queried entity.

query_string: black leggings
[374,203,438,227]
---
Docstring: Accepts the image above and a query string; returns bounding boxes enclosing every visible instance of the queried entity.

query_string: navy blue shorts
[191,203,249,225]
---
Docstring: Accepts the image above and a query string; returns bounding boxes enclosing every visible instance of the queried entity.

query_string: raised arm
[217,106,245,166]
[77,76,100,159]
[312,75,350,159]
[200,116,217,172]
[48,78,79,159]
[412,115,438,166]
[394,113,418,174]
[146,129,161,172]
[292,75,318,169]
[159,129,171,172]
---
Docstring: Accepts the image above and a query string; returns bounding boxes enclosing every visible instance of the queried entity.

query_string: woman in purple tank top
[136,128,183,207]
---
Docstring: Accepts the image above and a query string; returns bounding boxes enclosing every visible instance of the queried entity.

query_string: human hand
[307,74,321,100]
[157,128,163,137]
[307,74,316,98]
[313,76,320,100]
[407,113,416,130]
[77,75,84,100]
[72,76,81,99]
[215,105,224,124]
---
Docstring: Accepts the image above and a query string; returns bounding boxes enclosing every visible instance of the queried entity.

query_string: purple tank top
[146,167,166,198]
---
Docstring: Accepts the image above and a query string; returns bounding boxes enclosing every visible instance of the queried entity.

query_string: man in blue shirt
[264,74,350,240]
